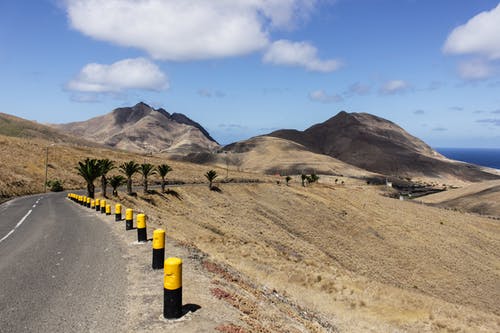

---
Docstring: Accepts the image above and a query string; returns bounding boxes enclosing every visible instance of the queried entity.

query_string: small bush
[47,179,64,192]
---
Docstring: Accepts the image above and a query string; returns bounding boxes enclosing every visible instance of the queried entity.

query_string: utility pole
[44,146,49,193]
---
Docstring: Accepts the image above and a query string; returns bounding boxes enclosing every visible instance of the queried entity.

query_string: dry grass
[0,134,268,200]
[119,182,500,332]
[2,134,499,331]
[420,180,500,217]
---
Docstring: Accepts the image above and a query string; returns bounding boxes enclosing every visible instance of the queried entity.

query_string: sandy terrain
[420,180,500,218]
[109,181,500,332]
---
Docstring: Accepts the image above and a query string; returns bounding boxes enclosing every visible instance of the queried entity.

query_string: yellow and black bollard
[125,208,133,230]
[91,199,95,209]
[164,257,182,319]
[152,229,165,269]
[115,204,122,221]
[87,197,91,208]
[95,198,100,212]
[137,214,147,243]
[106,204,111,216]
[100,199,106,214]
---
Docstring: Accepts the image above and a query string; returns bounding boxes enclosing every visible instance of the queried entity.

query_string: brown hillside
[222,135,377,178]
[117,182,500,332]
[420,179,500,217]
[269,111,499,182]
[0,112,100,147]
[51,102,219,154]
[0,134,258,200]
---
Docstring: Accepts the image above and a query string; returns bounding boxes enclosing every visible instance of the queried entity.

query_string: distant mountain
[52,102,219,154]
[0,112,99,146]
[267,111,499,182]
[222,135,376,178]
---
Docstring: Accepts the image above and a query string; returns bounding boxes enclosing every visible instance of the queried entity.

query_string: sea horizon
[436,147,500,170]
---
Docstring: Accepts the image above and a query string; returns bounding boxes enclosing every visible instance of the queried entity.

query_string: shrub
[47,179,63,192]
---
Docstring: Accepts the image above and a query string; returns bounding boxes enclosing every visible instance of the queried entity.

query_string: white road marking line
[0,230,15,243]
[0,209,33,244]
[32,205,36,208]
[16,210,32,229]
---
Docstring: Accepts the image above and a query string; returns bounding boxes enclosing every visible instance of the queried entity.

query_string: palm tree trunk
[87,183,95,198]
[143,177,148,194]
[127,178,132,195]
[161,177,166,193]
[101,175,107,198]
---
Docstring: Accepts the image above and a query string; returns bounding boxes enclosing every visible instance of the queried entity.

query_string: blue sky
[1,0,499,147]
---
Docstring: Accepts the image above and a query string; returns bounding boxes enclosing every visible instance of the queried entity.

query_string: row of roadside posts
[67,193,183,319]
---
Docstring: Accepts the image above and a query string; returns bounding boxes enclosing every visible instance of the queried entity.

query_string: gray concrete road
[0,192,127,332]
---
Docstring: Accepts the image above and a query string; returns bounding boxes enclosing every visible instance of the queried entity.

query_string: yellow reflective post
[163,257,182,319]
[137,214,147,243]
[105,204,111,215]
[125,208,133,230]
[95,198,100,212]
[100,199,106,214]
[152,229,165,269]
[90,199,95,209]
[115,204,122,221]
[86,197,91,208]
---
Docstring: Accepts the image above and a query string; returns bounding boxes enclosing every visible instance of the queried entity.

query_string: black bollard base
[163,288,182,319]
[126,219,133,230]
[137,227,147,243]
[101,207,105,214]
[115,213,121,222]
[152,248,165,269]
[96,205,100,212]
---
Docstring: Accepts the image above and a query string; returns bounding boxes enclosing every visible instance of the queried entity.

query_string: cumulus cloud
[458,59,495,80]
[66,58,168,93]
[263,40,342,72]
[64,0,317,61]
[443,3,500,59]
[309,90,343,103]
[379,80,411,95]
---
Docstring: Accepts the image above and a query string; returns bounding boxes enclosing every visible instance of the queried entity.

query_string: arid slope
[52,102,219,154]
[269,111,499,182]
[421,179,500,217]
[120,182,500,332]
[223,135,377,178]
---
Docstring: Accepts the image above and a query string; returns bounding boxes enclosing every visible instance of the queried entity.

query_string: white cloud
[64,0,317,61]
[67,58,168,93]
[443,3,500,59]
[263,39,341,72]
[458,59,495,80]
[380,80,410,95]
[309,90,343,103]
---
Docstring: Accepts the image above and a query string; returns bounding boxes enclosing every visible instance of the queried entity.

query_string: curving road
[0,192,127,332]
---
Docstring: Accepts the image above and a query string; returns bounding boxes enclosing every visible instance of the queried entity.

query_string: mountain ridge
[52,102,219,154]
[266,111,498,182]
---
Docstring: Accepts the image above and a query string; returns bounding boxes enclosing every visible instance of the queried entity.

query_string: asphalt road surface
[0,192,127,332]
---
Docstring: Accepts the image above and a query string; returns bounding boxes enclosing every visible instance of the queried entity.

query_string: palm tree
[139,163,156,194]
[119,160,140,195]
[109,175,126,196]
[75,158,101,198]
[301,174,307,187]
[205,170,218,189]
[98,159,115,198]
[157,164,173,193]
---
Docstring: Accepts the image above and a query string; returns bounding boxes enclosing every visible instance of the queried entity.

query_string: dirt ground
[100,180,500,332]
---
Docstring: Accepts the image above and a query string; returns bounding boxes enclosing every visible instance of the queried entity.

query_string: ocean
[436,148,500,170]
